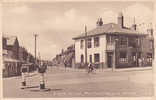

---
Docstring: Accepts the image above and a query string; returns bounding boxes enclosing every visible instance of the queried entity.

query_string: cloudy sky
[2,1,153,60]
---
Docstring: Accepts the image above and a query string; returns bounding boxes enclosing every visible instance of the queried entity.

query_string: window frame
[120,36,127,46]
[80,39,84,49]
[87,38,92,48]
[119,52,128,63]
[94,37,100,47]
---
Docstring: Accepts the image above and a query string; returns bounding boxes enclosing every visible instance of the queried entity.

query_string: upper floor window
[128,37,137,48]
[80,40,84,49]
[94,37,100,47]
[107,35,113,44]
[87,38,92,48]
[120,36,127,46]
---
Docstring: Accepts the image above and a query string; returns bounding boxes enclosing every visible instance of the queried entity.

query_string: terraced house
[73,12,154,69]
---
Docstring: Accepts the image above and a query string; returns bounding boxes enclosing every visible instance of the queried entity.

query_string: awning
[3,57,20,62]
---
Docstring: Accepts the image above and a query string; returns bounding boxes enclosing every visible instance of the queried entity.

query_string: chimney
[131,24,137,30]
[131,17,137,30]
[147,28,153,36]
[118,12,124,28]
[96,17,103,26]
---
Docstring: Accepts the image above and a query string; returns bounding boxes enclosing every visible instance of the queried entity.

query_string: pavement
[2,66,154,98]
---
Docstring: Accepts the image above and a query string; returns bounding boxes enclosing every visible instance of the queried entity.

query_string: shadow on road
[50,88,63,91]
[25,86,39,89]
[29,88,63,92]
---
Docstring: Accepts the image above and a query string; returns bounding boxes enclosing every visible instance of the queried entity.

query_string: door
[107,52,113,68]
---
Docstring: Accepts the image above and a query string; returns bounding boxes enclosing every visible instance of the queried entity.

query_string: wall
[75,35,107,65]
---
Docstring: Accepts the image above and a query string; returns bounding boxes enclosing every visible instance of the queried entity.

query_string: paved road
[3,67,154,97]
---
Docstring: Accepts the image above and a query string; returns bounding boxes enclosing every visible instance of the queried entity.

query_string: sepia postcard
[0,0,155,100]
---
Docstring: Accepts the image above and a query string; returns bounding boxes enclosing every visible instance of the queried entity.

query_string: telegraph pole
[85,25,87,66]
[34,34,38,64]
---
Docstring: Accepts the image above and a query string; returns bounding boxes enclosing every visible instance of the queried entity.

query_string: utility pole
[85,25,88,67]
[34,34,38,64]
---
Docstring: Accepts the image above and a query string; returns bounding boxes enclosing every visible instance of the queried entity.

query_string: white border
[0,0,155,100]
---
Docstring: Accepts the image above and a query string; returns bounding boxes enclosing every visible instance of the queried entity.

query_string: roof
[3,34,18,45]
[73,23,146,40]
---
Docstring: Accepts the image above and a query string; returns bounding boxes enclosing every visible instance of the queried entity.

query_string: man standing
[38,62,47,89]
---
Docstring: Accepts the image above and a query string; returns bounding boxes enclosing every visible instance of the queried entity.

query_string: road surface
[3,66,154,97]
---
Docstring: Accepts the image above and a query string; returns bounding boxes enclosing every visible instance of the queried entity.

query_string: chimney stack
[118,12,124,28]
[96,17,103,27]
[131,17,137,30]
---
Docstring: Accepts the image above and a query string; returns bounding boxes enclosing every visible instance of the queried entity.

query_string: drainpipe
[112,39,118,71]
[85,25,87,67]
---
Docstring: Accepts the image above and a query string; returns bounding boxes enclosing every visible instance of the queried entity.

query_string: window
[89,55,92,63]
[81,54,84,63]
[94,37,100,47]
[80,40,84,49]
[94,53,100,62]
[128,37,137,48]
[87,38,92,48]
[107,35,113,43]
[147,53,152,63]
[120,36,127,46]
[119,52,128,63]
[132,52,136,61]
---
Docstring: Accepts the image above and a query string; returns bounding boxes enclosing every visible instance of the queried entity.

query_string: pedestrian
[88,63,94,73]
[20,64,27,89]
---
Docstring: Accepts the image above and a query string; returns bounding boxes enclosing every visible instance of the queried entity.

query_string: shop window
[94,37,100,47]
[94,53,100,62]
[119,52,128,63]
[147,53,152,62]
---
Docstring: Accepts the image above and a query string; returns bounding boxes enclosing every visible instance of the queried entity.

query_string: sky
[2,1,153,60]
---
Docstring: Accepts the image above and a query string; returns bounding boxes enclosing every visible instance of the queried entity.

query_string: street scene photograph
[2,1,154,98]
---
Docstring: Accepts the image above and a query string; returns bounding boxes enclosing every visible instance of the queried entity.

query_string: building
[3,35,19,59]
[3,34,37,77]
[73,12,154,69]
[18,46,28,63]
[2,35,21,77]
[52,44,75,68]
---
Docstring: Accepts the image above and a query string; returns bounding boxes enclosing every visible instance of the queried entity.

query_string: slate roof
[73,23,146,40]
